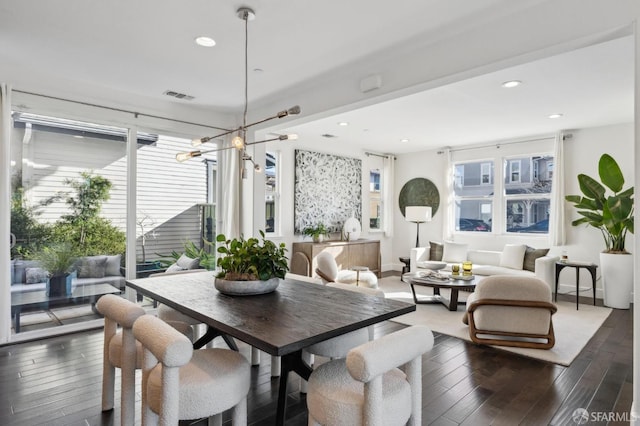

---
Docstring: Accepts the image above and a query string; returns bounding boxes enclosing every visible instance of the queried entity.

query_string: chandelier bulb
[176,151,202,163]
[254,164,263,173]
[232,135,245,149]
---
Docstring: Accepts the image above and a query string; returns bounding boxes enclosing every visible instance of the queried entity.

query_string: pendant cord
[242,11,249,137]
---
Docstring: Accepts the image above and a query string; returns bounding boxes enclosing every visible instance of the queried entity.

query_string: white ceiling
[0,0,633,154]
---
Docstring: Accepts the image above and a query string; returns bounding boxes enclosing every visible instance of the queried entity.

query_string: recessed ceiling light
[195,36,216,47]
[501,80,522,88]
[400,138,410,143]
[253,68,264,73]
[338,122,349,126]
[548,113,564,119]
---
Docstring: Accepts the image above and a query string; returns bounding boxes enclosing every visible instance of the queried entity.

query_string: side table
[555,261,597,310]
[399,256,411,275]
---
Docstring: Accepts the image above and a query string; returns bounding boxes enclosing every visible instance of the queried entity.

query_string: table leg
[448,290,460,311]
[554,264,562,302]
[12,308,20,333]
[276,350,313,426]
[575,267,580,310]
[588,267,597,305]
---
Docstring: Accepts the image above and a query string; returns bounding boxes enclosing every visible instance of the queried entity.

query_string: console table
[290,239,381,278]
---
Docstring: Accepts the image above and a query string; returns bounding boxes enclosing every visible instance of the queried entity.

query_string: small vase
[313,235,324,243]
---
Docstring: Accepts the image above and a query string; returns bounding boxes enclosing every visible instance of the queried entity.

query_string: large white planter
[600,252,633,309]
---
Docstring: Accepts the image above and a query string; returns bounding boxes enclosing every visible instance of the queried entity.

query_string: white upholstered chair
[95,294,146,426]
[132,314,251,425]
[463,275,557,349]
[307,325,434,426]
[315,252,378,288]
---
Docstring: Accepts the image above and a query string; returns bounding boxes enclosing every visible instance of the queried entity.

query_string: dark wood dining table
[126,271,415,425]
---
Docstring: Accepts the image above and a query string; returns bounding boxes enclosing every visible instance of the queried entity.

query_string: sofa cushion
[176,253,200,270]
[473,265,535,277]
[499,244,527,270]
[105,254,122,276]
[429,241,443,261]
[25,267,48,284]
[77,256,108,278]
[166,263,185,273]
[523,246,550,272]
[442,242,468,263]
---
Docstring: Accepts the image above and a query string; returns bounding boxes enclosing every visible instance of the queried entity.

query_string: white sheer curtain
[443,148,454,241]
[382,154,394,237]
[549,131,566,246]
[0,84,11,343]
[220,139,240,239]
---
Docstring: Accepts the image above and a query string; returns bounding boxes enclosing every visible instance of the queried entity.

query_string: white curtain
[443,148,454,241]
[382,154,395,237]
[549,131,566,246]
[0,84,11,343]
[220,139,240,239]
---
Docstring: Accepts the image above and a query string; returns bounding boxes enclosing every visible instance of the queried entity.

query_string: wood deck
[0,293,632,425]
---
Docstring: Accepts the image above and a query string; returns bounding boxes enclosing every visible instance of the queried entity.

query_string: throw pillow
[499,244,527,270]
[166,263,185,273]
[104,254,122,277]
[429,241,444,261]
[25,267,48,284]
[523,246,550,272]
[176,253,200,270]
[77,256,108,278]
[442,241,468,263]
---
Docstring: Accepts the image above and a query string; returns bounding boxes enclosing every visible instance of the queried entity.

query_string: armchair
[463,275,557,349]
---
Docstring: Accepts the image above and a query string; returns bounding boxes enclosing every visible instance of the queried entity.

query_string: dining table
[126,271,415,425]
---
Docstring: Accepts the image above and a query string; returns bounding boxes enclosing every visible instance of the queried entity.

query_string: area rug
[379,277,612,366]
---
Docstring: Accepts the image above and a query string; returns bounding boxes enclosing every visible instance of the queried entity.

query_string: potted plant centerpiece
[302,223,330,243]
[214,231,288,295]
[35,243,77,297]
[565,153,634,309]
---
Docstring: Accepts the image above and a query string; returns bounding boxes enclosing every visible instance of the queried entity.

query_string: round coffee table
[402,272,477,311]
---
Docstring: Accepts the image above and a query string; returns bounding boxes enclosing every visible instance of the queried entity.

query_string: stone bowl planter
[214,277,280,296]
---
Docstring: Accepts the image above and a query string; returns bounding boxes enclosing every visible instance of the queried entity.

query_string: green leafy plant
[302,224,330,240]
[565,153,634,253]
[34,243,77,277]
[216,231,288,281]
[160,239,217,270]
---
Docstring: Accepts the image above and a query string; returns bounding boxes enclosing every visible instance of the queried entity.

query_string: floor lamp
[405,206,432,248]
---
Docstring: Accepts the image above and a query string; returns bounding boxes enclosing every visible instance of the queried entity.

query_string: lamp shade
[405,206,432,223]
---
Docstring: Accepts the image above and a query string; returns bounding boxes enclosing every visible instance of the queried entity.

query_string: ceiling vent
[163,90,195,101]
[321,133,337,138]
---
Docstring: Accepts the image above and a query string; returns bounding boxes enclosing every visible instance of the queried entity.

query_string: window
[505,155,553,233]
[453,150,554,234]
[453,161,494,232]
[369,168,382,230]
[265,151,278,234]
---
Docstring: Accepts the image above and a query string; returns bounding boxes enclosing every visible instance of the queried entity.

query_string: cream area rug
[379,276,612,366]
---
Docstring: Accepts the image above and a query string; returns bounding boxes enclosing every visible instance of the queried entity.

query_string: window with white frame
[451,140,555,235]
[265,151,278,234]
[370,168,381,230]
[453,161,494,232]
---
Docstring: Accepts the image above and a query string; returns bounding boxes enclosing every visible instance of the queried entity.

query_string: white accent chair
[315,252,378,289]
[132,314,251,425]
[463,275,557,349]
[307,325,434,426]
[95,294,146,426]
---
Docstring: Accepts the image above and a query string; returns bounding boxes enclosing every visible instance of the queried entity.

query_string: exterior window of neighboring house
[509,160,521,183]
[453,161,494,232]
[369,168,382,230]
[481,162,492,185]
[505,155,553,233]
[265,151,278,234]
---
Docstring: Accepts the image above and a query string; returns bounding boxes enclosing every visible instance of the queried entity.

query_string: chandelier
[176,7,300,177]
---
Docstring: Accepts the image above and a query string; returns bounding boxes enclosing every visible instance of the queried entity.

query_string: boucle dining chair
[133,314,251,425]
[315,251,378,288]
[95,294,146,426]
[307,325,434,426]
[463,275,557,349]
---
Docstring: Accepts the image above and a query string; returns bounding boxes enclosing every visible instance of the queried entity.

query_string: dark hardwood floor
[0,294,632,425]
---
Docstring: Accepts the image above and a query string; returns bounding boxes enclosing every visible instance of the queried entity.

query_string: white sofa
[410,243,559,289]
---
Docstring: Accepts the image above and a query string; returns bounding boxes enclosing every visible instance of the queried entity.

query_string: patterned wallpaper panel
[294,149,362,234]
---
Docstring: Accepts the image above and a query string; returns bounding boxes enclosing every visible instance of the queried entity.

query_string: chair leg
[101,362,115,411]
[232,397,247,425]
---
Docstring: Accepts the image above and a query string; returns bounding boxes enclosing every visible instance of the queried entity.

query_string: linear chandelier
[176,7,300,178]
